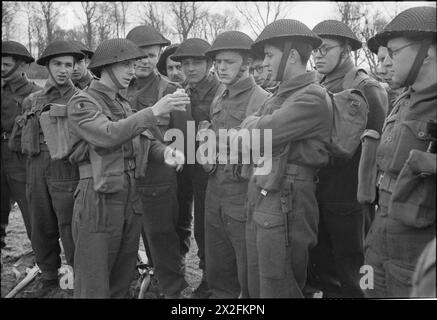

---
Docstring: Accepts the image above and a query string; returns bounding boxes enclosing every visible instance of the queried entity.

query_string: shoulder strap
[343,67,369,90]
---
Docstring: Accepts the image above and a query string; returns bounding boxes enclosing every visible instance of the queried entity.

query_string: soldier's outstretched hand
[151,90,190,117]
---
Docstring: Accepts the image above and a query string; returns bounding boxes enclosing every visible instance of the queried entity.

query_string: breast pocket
[387,120,429,175]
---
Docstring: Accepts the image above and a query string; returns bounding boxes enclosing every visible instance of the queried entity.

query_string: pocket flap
[253,211,284,228]
[403,120,429,141]
[49,104,68,117]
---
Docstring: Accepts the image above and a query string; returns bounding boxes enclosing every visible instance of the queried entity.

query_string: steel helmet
[87,38,147,76]
[37,40,85,66]
[2,41,35,63]
[252,19,322,55]
[70,40,94,59]
[171,38,211,62]
[126,25,171,48]
[205,31,253,58]
[374,6,436,46]
[312,20,362,51]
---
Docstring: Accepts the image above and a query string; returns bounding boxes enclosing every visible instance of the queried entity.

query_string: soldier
[125,25,192,299]
[19,41,84,297]
[367,36,404,115]
[171,38,222,297]
[364,6,436,297]
[70,41,97,89]
[249,53,266,86]
[157,44,187,85]
[67,38,188,298]
[158,42,193,276]
[1,41,41,248]
[249,51,280,92]
[308,20,387,298]
[200,31,270,298]
[239,19,331,298]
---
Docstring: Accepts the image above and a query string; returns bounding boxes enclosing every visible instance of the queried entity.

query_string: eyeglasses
[387,42,416,59]
[250,65,265,73]
[312,45,342,57]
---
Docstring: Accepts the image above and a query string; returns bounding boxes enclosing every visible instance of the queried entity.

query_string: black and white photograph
[1,0,435,308]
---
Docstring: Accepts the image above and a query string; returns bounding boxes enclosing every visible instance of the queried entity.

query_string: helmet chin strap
[402,38,432,88]
[275,40,293,82]
[107,65,125,90]
[46,63,61,90]
[227,62,249,86]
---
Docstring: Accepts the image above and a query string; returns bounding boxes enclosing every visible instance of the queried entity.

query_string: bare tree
[170,2,206,42]
[111,2,131,38]
[77,2,97,50]
[140,2,172,39]
[95,2,115,44]
[21,2,35,55]
[195,10,241,43]
[334,2,367,67]
[2,1,18,41]
[235,2,291,38]
[39,2,60,44]
[360,12,388,77]
[119,2,130,37]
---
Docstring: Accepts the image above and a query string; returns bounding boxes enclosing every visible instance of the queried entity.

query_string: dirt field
[1,205,203,298]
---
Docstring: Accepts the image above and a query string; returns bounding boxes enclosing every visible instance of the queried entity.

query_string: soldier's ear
[423,44,436,64]
[288,49,299,64]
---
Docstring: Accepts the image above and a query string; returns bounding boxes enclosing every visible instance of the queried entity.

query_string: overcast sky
[11,1,435,43]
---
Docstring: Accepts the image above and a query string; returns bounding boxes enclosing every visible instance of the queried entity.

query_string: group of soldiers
[1,5,435,299]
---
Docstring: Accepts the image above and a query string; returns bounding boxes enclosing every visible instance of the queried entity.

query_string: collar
[4,73,29,93]
[409,82,437,107]
[277,71,318,96]
[42,78,75,96]
[89,80,126,101]
[226,75,255,98]
[187,73,220,100]
[320,58,355,85]
[74,71,94,89]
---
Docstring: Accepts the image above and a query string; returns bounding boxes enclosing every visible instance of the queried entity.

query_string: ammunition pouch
[388,150,436,228]
[39,103,80,160]
[8,115,26,152]
[21,110,41,156]
[357,129,381,204]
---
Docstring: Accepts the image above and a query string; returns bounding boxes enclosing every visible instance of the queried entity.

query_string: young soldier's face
[376,46,395,87]
[215,50,244,85]
[135,45,161,78]
[313,38,344,74]
[263,44,283,81]
[386,37,421,87]
[72,57,89,81]
[109,59,136,89]
[1,56,24,82]
[250,58,266,86]
[166,56,186,84]
[48,56,74,85]
[181,58,208,84]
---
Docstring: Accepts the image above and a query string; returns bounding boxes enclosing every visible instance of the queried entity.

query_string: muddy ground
[1,205,203,299]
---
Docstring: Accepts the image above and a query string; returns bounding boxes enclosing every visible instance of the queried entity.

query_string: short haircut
[267,37,313,65]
